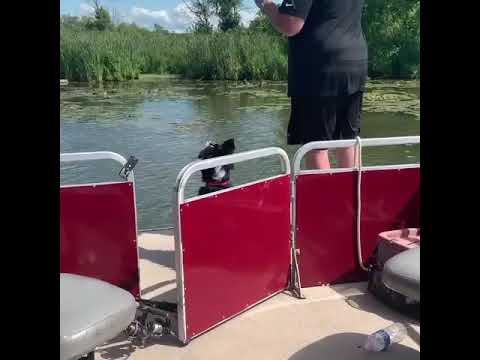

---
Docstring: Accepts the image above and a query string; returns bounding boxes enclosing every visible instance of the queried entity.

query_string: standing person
[254,0,368,169]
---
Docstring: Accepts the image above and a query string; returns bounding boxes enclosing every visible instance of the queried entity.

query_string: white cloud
[172,3,197,27]
[239,7,257,27]
[130,7,171,24]
[80,3,257,33]
[118,5,194,32]
[79,3,94,16]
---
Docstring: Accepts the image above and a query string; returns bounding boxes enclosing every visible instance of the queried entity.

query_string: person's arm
[255,0,313,37]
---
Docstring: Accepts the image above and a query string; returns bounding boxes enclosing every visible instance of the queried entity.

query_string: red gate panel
[60,182,140,297]
[180,175,291,340]
[360,168,420,262]
[296,167,419,287]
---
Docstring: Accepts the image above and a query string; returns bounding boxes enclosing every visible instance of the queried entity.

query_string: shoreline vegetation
[60,0,419,83]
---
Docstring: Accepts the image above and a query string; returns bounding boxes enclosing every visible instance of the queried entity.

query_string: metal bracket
[289,248,304,299]
[126,299,178,347]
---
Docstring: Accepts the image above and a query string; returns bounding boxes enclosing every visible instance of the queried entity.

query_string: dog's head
[198,138,235,185]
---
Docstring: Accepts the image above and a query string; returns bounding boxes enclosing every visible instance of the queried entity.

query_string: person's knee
[307,149,330,169]
[336,147,355,167]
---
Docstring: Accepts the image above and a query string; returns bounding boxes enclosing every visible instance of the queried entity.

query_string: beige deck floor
[95,231,420,360]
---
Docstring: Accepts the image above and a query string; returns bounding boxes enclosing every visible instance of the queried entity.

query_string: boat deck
[95,231,420,360]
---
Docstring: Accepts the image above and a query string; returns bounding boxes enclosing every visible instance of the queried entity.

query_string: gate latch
[119,156,138,180]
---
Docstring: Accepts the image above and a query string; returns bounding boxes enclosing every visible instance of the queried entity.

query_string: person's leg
[334,92,363,167]
[305,97,336,169]
[288,96,335,170]
[306,149,330,169]
[335,147,355,167]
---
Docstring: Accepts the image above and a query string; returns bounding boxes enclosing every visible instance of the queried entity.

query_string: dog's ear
[198,141,215,159]
[198,148,207,159]
[222,138,235,154]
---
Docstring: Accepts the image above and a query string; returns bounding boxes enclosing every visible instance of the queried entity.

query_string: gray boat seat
[60,273,137,360]
[382,246,420,302]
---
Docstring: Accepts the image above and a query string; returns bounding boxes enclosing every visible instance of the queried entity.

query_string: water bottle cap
[377,330,391,351]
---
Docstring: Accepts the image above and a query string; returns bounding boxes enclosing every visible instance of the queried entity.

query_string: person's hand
[255,0,273,11]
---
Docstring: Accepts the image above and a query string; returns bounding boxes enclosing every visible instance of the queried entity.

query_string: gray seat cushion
[382,246,420,302]
[60,274,137,360]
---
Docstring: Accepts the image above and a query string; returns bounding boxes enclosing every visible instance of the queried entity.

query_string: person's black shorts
[287,91,363,145]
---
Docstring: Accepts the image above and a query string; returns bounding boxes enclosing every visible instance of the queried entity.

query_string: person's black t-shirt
[278,0,368,97]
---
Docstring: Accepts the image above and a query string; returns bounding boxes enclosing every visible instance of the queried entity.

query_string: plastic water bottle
[364,323,407,352]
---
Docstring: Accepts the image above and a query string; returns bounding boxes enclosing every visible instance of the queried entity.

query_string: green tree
[248,12,278,36]
[85,0,113,31]
[363,0,420,78]
[183,0,215,33]
[213,0,242,32]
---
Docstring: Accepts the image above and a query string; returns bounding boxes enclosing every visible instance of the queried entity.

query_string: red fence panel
[179,175,291,340]
[360,168,420,261]
[60,182,140,297]
[295,167,419,287]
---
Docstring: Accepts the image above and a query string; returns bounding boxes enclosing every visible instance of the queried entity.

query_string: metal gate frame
[59,136,420,344]
[291,136,420,292]
[174,147,292,343]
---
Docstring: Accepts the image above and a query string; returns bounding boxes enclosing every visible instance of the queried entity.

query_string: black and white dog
[197,138,235,195]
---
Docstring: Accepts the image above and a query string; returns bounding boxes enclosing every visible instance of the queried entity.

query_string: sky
[60,0,259,33]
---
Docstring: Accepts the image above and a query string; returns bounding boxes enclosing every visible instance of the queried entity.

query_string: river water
[60,75,420,229]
